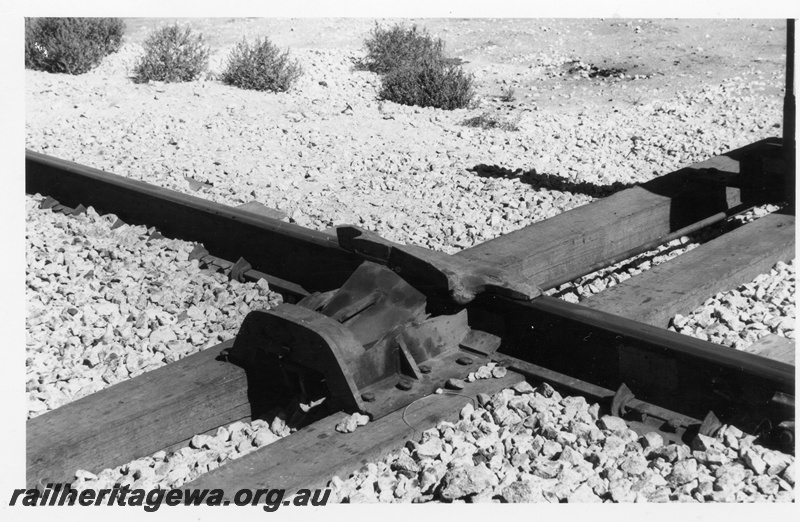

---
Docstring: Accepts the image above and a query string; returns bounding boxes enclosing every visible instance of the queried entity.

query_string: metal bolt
[456,356,474,366]
[361,392,376,402]
[397,380,413,391]
[419,364,431,374]
[777,426,794,449]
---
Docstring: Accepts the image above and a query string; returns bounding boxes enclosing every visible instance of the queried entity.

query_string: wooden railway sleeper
[336,225,542,304]
[225,261,503,421]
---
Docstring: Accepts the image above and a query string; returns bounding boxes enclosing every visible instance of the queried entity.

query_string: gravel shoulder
[25,19,785,254]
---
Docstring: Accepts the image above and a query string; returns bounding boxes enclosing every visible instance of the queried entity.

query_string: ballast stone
[335,412,370,433]
[416,438,444,459]
[440,464,497,500]
[598,415,628,434]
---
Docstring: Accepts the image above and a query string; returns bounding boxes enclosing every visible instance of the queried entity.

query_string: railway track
[24,128,795,501]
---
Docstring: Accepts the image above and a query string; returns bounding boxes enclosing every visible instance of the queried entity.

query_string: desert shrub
[133,24,209,83]
[362,23,474,110]
[220,37,302,92]
[462,112,520,131]
[359,23,445,74]
[379,58,475,110]
[25,17,125,75]
[500,85,516,103]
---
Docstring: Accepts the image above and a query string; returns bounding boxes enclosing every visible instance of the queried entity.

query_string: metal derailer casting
[226,261,508,421]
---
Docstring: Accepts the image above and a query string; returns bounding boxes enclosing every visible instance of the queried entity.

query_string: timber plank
[186,373,523,497]
[457,139,777,289]
[581,211,795,328]
[742,334,795,365]
[26,342,257,488]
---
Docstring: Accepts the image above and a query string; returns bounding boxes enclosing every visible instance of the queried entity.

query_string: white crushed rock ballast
[25,194,283,418]
[327,381,795,503]
[72,412,294,491]
[671,259,795,350]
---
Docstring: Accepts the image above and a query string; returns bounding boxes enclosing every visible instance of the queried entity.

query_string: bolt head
[777,427,794,448]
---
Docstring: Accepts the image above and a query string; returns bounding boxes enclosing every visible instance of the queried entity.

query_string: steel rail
[26,149,795,449]
[469,294,794,441]
[26,150,364,292]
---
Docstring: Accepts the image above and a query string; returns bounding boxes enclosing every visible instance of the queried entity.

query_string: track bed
[24,137,795,502]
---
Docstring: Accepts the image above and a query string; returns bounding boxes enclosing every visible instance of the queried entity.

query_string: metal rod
[543,203,754,290]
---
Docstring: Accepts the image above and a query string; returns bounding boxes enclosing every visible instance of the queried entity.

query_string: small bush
[25,17,125,75]
[220,37,302,92]
[500,86,516,103]
[133,24,209,83]
[379,58,475,110]
[362,23,475,111]
[462,112,520,132]
[359,23,445,74]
